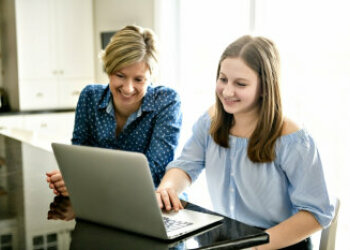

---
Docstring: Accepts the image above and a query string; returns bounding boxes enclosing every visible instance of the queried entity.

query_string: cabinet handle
[59,70,64,75]
[71,90,80,96]
[36,92,43,98]
[40,122,48,128]
[52,70,58,75]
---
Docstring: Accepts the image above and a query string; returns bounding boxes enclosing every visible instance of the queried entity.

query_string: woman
[47,25,182,196]
[156,35,334,249]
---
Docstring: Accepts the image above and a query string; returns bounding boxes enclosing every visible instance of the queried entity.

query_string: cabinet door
[55,0,94,80]
[15,0,56,81]
[57,80,87,109]
[19,81,59,111]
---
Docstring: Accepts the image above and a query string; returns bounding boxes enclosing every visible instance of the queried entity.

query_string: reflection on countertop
[0,134,75,250]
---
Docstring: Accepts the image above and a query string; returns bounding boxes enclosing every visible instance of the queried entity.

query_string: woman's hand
[46,170,69,196]
[156,187,183,212]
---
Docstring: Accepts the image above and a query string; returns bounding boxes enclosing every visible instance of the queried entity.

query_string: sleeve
[144,89,182,187]
[166,112,210,183]
[71,86,94,146]
[280,132,335,228]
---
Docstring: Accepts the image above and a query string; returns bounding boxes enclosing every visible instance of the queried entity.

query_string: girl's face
[109,61,150,115]
[216,57,260,117]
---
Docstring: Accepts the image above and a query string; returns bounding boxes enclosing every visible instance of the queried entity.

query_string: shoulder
[281,117,301,136]
[152,85,180,102]
[208,105,216,119]
[276,126,318,163]
[193,109,212,132]
[81,84,108,98]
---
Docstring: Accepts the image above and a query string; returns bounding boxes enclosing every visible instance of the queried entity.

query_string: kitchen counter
[0,108,75,116]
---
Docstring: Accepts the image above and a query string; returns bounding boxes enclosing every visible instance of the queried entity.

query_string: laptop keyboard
[163,217,193,232]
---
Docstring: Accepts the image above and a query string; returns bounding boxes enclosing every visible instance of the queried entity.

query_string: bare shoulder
[208,105,216,119]
[281,117,301,136]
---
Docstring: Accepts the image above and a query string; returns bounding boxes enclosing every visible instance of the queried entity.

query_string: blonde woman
[47,25,182,195]
[156,35,334,249]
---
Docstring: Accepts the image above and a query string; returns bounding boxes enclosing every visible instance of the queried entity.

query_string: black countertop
[0,109,75,117]
[0,134,269,249]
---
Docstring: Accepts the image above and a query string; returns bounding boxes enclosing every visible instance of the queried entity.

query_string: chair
[319,198,340,250]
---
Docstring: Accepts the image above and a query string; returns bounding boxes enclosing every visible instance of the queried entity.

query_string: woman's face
[109,61,150,115]
[216,57,260,117]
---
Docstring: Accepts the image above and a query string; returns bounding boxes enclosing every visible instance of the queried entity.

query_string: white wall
[92,0,155,84]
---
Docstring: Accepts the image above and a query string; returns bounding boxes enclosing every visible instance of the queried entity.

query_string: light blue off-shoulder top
[167,112,334,229]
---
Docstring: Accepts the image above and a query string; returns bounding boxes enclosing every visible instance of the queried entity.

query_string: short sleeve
[278,130,335,228]
[166,112,211,182]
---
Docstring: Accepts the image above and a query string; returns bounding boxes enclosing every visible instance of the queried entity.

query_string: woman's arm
[144,88,182,186]
[71,85,94,145]
[47,85,95,196]
[256,210,322,249]
[156,168,192,211]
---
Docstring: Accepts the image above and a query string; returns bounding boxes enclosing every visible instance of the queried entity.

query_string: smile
[118,89,136,98]
[223,98,239,104]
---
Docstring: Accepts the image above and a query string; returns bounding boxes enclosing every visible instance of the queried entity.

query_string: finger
[46,169,60,177]
[57,186,68,194]
[167,189,182,211]
[156,192,164,209]
[160,190,172,211]
[50,173,63,182]
[53,180,66,189]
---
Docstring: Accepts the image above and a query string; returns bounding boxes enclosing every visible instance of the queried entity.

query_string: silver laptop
[51,143,223,240]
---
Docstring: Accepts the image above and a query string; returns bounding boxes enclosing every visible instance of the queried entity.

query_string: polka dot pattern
[72,84,182,186]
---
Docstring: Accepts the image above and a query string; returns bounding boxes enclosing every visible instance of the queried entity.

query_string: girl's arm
[257,210,322,249]
[156,168,192,211]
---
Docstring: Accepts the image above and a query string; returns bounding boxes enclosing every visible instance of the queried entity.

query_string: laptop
[51,143,223,240]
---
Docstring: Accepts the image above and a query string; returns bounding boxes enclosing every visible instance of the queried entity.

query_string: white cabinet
[12,0,94,110]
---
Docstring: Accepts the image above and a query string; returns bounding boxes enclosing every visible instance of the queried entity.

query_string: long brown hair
[210,35,283,163]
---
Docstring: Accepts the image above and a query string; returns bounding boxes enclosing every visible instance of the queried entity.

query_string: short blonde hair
[101,25,158,75]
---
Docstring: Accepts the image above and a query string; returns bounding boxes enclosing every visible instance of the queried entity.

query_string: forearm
[157,168,192,194]
[256,210,322,250]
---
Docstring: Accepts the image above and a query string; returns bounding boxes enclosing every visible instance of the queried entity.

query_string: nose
[122,80,135,94]
[222,84,234,97]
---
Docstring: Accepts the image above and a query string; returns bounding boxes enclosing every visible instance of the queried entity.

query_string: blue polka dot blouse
[72,84,182,186]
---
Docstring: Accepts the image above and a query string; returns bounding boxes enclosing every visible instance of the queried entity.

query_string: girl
[156,35,334,249]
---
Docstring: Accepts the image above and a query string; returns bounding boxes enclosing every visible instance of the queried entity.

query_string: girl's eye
[237,82,246,87]
[116,73,124,78]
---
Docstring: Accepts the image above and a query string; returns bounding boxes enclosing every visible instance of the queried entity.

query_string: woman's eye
[135,78,143,82]
[219,77,227,83]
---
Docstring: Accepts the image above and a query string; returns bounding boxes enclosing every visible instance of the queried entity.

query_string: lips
[223,98,240,104]
[118,89,136,99]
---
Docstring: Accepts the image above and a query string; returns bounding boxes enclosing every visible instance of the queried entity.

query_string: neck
[113,99,141,119]
[230,110,259,138]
